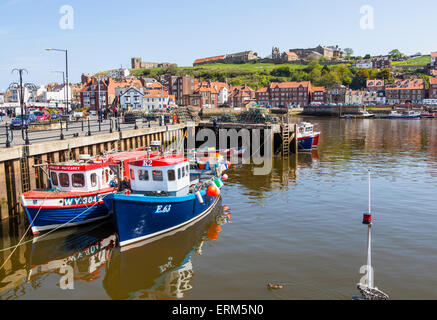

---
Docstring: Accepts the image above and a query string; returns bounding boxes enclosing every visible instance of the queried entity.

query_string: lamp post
[46,48,69,114]
[9,68,36,145]
[52,71,66,109]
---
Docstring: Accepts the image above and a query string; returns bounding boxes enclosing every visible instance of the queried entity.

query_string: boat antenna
[355,169,389,300]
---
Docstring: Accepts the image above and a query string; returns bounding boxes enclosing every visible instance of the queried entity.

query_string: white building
[143,90,171,111]
[353,61,372,69]
[44,84,72,107]
[119,87,144,110]
[107,68,130,79]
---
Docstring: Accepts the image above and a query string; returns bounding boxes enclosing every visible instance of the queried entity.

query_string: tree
[321,65,330,75]
[344,48,354,59]
[270,66,292,77]
[320,72,341,87]
[389,49,403,59]
[376,68,391,81]
[351,68,370,89]
[364,54,371,59]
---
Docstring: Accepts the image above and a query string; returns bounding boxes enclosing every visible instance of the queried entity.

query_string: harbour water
[0,117,436,299]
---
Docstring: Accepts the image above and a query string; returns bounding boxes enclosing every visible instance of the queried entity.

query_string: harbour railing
[0,116,170,148]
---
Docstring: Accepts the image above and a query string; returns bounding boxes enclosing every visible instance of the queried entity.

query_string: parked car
[33,111,49,121]
[10,114,38,130]
[50,113,61,120]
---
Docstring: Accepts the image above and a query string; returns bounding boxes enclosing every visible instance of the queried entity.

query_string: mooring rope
[0,197,47,271]
[0,192,112,257]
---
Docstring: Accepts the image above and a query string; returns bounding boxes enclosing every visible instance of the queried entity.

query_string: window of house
[50,172,58,186]
[139,170,149,181]
[90,173,97,187]
[59,173,70,187]
[168,170,175,181]
[72,173,85,188]
[153,170,163,181]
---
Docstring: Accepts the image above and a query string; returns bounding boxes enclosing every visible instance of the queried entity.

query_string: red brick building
[165,75,195,105]
[255,87,270,106]
[310,86,326,104]
[385,79,425,104]
[372,56,391,69]
[262,81,311,107]
[429,77,437,99]
[80,76,144,111]
[429,52,437,76]
[228,85,255,107]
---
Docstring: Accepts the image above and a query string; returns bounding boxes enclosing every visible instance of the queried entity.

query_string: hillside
[392,55,430,66]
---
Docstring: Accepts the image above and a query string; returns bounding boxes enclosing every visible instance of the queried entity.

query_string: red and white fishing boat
[20,150,151,235]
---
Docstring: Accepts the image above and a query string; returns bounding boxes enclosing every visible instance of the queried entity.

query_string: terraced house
[429,77,437,99]
[385,79,425,104]
[228,85,255,107]
[257,81,311,108]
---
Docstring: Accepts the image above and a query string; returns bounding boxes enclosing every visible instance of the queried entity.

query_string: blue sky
[1,0,436,90]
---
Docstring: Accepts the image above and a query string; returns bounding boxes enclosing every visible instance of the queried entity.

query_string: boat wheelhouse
[104,154,225,251]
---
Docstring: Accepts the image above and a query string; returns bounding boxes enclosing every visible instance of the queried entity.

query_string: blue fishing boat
[297,122,316,151]
[104,152,226,251]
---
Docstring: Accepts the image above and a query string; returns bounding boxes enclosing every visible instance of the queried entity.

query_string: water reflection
[226,151,320,196]
[103,199,230,299]
[0,200,232,300]
[0,221,115,299]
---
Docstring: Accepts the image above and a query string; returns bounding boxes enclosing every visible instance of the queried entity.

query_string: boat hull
[105,190,219,251]
[298,136,314,151]
[20,189,113,234]
[312,132,320,149]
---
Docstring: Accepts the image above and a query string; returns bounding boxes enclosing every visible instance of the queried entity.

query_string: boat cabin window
[90,173,97,187]
[130,169,135,180]
[72,173,85,188]
[138,170,149,181]
[51,172,58,186]
[178,168,181,179]
[59,173,69,187]
[168,169,175,181]
[186,165,189,173]
[152,170,163,181]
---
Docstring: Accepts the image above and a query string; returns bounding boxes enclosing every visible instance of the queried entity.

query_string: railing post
[134,118,138,130]
[5,123,10,148]
[118,117,121,132]
[25,125,30,145]
[109,118,113,133]
[87,118,91,136]
[81,119,84,131]
[60,121,65,140]
[99,118,101,132]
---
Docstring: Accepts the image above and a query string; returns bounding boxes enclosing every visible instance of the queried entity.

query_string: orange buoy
[226,160,231,168]
[206,184,220,197]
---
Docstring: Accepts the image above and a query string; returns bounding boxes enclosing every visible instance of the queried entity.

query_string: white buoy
[195,190,204,204]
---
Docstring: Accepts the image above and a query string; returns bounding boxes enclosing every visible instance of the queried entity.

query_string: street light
[46,48,69,115]
[51,70,66,109]
[9,68,36,145]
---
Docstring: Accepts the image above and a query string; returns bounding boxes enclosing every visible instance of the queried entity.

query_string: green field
[392,55,430,66]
